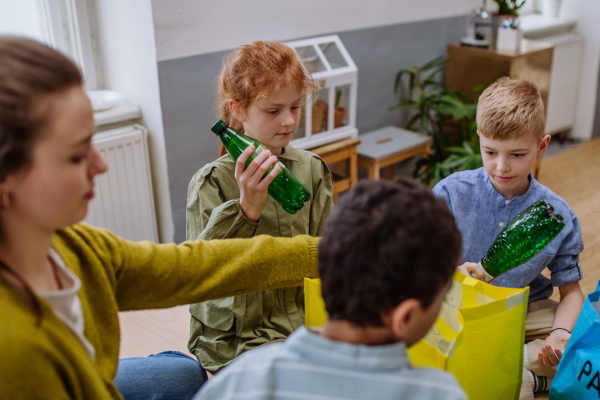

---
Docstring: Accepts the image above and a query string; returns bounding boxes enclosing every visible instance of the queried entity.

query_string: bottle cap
[211,119,227,135]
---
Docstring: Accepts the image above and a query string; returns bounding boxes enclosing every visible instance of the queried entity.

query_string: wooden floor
[118,305,192,358]
[533,138,600,399]
[538,138,600,299]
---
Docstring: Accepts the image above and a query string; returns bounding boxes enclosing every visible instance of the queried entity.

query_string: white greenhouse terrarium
[286,35,358,149]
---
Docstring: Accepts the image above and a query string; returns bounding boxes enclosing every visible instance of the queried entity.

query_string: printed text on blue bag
[578,360,600,395]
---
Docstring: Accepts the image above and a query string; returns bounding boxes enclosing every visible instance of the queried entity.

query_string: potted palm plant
[390,56,482,185]
[334,89,346,128]
[311,93,327,134]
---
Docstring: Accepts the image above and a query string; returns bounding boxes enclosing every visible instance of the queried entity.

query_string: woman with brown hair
[0,37,319,400]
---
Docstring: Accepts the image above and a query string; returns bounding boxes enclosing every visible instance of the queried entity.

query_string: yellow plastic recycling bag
[304,272,529,400]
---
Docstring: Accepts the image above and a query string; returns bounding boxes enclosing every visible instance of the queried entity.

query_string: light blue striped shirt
[194,326,467,400]
[433,167,583,303]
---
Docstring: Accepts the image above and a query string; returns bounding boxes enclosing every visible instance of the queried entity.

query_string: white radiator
[84,124,159,243]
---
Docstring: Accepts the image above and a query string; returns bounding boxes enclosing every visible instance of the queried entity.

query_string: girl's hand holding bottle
[235,145,281,221]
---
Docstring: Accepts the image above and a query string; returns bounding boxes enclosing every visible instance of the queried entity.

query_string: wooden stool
[357,126,431,180]
[309,137,361,202]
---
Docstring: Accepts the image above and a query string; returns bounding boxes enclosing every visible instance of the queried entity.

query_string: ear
[228,99,245,123]
[536,134,551,159]
[387,299,420,342]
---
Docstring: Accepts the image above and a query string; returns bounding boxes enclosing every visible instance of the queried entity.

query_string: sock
[528,370,553,392]
[524,344,530,370]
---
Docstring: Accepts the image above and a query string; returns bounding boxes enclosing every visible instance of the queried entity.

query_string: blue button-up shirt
[433,167,583,303]
[194,326,467,400]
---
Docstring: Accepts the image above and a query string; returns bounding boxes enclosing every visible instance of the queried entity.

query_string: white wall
[151,0,482,61]
[561,0,600,140]
[0,1,48,43]
[92,0,174,243]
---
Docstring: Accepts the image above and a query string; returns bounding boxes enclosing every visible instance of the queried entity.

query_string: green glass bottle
[477,200,565,282]
[211,119,311,214]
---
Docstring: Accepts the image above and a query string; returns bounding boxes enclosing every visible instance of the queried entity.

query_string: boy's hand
[457,262,485,281]
[235,146,281,222]
[539,329,570,368]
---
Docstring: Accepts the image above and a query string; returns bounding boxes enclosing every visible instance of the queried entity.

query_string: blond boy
[433,77,585,399]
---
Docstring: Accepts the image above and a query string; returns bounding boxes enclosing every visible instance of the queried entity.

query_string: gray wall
[593,51,600,139]
[158,15,466,243]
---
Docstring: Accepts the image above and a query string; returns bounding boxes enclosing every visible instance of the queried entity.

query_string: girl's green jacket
[186,145,333,373]
[0,223,320,399]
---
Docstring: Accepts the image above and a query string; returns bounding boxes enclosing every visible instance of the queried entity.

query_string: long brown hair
[0,36,83,324]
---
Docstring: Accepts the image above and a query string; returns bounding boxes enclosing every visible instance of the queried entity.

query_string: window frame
[43,0,102,89]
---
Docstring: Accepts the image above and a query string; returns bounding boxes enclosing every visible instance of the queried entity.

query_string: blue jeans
[115,351,208,400]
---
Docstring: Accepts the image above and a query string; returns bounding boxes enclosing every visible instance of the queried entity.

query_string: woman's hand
[457,262,485,281]
[235,146,281,222]
[539,329,570,368]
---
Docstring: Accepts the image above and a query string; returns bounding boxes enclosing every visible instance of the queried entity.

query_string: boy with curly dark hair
[194,178,467,400]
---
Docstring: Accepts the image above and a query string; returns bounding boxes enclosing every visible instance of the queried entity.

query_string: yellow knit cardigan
[0,223,319,399]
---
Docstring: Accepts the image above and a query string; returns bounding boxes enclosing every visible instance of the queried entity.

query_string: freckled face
[5,86,108,231]
[480,132,549,198]
[241,84,302,154]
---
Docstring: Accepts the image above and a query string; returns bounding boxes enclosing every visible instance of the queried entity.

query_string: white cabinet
[541,33,584,134]
[521,15,583,135]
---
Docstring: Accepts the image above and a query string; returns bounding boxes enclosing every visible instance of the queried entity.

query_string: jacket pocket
[190,297,235,332]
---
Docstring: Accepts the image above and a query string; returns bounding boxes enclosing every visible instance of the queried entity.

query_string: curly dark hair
[318,178,461,327]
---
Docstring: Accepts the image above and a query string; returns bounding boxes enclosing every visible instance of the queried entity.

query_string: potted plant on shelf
[334,89,346,128]
[492,0,526,50]
[311,93,327,134]
[390,56,482,185]
[494,0,526,14]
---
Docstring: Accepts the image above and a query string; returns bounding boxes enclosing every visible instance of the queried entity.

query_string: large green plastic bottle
[477,200,565,282]
[211,119,311,214]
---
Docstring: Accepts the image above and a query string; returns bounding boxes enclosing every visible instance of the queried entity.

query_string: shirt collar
[285,326,412,371]
[483,169,538,207]
[277,145,299,162]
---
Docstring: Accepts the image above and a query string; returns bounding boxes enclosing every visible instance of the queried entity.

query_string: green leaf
[442,155,470,170]
[418,56,447,73]
[394,69,413,94]
[514,0,526,11]
[441,140,483,173]
[462,140,474,153]
[474,84,487,95]
[388,100,419,111]
[405,113,422,131]
[426,65,446,81]
[445,146,467,154]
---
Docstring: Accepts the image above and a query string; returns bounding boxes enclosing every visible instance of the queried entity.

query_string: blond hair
[476,77,545,140]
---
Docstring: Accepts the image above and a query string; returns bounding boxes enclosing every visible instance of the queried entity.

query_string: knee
[115,351,208,400]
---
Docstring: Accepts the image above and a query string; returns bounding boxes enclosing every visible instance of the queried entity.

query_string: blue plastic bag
[550,281,600,399]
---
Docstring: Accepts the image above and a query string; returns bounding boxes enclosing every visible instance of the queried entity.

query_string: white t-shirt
[38,249,95,360]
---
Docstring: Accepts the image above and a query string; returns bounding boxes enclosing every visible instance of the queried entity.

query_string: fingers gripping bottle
[476,200,565,282]
[211,119,311,214]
